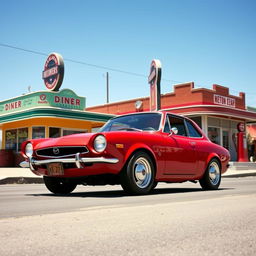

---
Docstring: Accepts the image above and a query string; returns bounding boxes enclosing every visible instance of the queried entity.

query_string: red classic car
[20,111,230,195]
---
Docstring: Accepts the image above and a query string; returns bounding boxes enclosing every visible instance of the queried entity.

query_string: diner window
[5,129,17,150]
[208,127,220,144]
[32,127,45,139]
[18,128,28,151]
[63,129,87,136]
[49,127,61,138]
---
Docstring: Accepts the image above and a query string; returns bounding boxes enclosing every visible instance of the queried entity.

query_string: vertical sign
[148,59,162,111]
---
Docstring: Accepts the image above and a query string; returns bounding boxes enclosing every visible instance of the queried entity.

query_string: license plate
[47,163,64,176]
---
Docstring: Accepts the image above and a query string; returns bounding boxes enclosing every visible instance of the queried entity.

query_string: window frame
[184,119,203,138]
[164,114,188,137]
[163,114,203,138]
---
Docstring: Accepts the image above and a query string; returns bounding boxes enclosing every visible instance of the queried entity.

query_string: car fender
[205,153,221,170]
[124,143,157,169]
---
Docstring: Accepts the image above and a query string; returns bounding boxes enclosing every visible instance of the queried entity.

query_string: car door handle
[189,141,196,148]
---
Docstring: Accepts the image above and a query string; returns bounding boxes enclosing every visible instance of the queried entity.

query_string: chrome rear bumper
[20,153,119,171]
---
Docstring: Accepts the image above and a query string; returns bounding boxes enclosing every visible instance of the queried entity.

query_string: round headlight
[94,135,107,153]
[25,143,33,157]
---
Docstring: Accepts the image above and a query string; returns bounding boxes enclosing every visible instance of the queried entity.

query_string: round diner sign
[42,53,64,91]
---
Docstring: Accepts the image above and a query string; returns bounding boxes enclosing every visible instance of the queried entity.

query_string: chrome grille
[36,146,89,158]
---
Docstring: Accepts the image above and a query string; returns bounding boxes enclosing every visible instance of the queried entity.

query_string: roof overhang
[0,107,114,125]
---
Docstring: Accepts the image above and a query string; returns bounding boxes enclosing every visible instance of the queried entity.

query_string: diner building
[0,88,113,166]
[87,82,256,161]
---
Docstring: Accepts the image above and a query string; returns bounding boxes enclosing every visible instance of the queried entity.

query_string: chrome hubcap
[134,157,152,188]
[209,162,220,185]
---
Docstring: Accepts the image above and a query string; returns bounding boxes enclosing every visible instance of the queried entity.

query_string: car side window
[185,120,202,138]
[163,118,171,133]
[168,115,187,136]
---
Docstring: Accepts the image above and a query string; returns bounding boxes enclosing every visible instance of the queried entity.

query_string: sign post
[148,59,162,111]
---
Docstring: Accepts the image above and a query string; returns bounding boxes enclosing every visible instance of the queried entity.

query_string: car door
[162,114,198,175]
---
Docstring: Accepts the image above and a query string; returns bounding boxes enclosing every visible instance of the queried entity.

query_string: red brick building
[87,82,256,161]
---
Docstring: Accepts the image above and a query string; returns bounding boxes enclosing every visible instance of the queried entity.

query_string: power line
[0,42,174,83]
[0,43,48,57]
[1,42,255,95]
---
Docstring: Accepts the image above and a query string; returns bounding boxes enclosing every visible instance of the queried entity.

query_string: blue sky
[0,0,255,107]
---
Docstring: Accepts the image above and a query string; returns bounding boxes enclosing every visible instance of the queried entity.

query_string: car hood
[34,133,95,149]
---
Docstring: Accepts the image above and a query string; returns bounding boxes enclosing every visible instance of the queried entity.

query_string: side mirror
[170,127,178,135]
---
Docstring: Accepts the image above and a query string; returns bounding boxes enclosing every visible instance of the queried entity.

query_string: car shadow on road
[28,186,233,198]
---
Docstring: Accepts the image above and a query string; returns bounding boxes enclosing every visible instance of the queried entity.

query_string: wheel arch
[123,146,157,176]
[206,153,221,171]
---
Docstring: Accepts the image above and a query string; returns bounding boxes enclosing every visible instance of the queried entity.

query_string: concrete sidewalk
[0,168,43,184]
[0,165,256,185]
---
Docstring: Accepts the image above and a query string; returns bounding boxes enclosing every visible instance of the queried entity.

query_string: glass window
[231,121,240,129]
[168,115,187,136]
[163,118,171,133]
[32,127,45,139]
[222,120,230,128]
[185,120,202,138]
[190,116,202,128]
[5,130,17,150]
[49,127,61,138]
[100,113,162,132]
[63,129,87,136]
[208,127,220,144]
[91,127,101,133]
[222,130,229,150]
[208,117,221,127]
[18,128,28,151]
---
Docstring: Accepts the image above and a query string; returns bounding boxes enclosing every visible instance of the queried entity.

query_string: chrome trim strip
[36,146,89,158]
[20,156,119,170]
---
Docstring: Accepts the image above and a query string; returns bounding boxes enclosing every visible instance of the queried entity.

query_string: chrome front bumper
[20,153,119,171]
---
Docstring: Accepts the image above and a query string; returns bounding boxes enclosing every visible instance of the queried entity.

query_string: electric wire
[0,42,175,83]
[0,42,255,96]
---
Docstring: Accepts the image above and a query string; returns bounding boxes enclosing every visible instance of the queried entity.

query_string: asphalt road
[0,177,256,256]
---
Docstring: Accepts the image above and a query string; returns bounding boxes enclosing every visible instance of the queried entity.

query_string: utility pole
[106,72,109,103]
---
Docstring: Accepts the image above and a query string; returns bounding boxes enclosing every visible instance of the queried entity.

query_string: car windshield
[99,113,162,132]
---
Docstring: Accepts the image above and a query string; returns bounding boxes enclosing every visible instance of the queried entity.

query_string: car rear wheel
[120,151,155,195]
[199,158,221,190]
[43,176,77,194]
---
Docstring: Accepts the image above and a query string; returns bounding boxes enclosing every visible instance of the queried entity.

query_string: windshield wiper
[116,127,143,132]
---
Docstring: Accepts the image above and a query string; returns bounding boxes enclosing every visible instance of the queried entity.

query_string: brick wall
[86,82,245,115]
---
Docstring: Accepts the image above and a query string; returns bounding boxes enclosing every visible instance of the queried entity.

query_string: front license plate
[47,163,64,176]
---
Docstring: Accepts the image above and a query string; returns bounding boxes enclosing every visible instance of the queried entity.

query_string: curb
[223,172,256,178]
[0,177,43,185]
[0,172,256,185]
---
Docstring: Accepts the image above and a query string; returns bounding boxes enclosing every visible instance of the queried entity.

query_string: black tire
[199,158,221,190]
[120,151,155,195]
[43,176,77,194]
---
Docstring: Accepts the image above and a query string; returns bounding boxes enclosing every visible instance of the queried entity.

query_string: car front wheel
[199,158,221,190]
[120,151,155,195]
[43,176,77,194]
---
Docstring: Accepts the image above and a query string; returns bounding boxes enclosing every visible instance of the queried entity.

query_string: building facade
[0,88,113,166]
[87,82,256,161]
